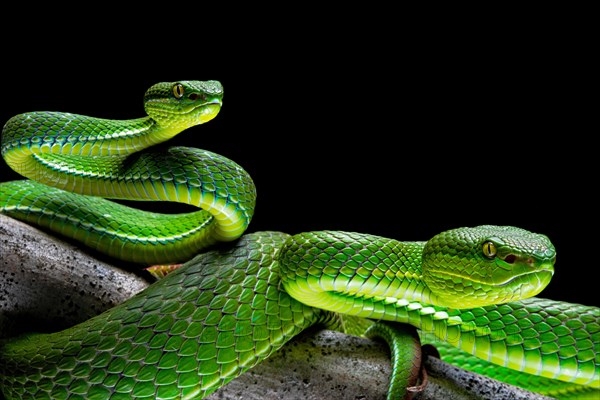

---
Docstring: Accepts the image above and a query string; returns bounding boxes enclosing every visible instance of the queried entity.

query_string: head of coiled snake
[143,80,224,128]
[421,225,556,308]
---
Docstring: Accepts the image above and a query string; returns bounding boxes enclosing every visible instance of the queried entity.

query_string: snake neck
[1,112,185,176]
[279,231,441,316]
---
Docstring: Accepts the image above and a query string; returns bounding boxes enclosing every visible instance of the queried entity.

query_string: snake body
[0,81,598,399]
[0,80,255,264]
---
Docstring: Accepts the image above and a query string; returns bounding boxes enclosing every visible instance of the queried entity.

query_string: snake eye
[173,83,185,99]
[483,241,497,259]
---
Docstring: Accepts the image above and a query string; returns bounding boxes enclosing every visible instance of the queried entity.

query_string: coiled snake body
[0,81,598,399]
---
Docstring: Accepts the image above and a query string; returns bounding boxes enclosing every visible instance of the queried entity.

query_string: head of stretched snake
[422,225,556,308]
[143,80,223,128]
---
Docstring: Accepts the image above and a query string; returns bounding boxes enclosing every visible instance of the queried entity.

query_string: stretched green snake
[0,80,598,400]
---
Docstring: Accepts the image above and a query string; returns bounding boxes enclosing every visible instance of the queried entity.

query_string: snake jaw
[493,267,554,302]
[521,268,554,298]
[493,245,555,295]
[196,102,222,122]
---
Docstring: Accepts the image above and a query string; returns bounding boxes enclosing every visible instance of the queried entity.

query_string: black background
[0,14,595,307]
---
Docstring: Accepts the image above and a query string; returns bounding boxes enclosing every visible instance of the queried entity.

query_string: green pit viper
[0,80,598,400]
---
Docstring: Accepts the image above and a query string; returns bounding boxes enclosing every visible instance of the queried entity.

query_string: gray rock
[0,214,150,338]
[0,214,553,399]
[207,329,554,400]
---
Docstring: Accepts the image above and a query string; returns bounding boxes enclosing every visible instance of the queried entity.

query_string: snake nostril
[504,254,517,264]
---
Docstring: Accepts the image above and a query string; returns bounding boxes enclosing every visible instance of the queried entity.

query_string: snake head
[144,80,223,128]
[421,225,556,308]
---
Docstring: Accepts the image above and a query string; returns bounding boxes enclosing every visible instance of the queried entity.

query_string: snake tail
[364,322,423,400]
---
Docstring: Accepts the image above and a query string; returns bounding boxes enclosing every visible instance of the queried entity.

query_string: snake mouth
[431,264,554,288]
[499,268,554,302]
[428,267,554,307]
[184,100,221,114]
[493,267,554,288]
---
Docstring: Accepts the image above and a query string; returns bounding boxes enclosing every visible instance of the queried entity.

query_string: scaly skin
[0,81,598,399]
[0,232,322,399]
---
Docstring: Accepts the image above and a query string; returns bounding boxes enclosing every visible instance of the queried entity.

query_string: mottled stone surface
[0,214,552,399]
[208,329,554,400]
[0,214,150,338]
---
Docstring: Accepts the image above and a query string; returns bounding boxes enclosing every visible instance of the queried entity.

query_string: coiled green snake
[0,80,598,400]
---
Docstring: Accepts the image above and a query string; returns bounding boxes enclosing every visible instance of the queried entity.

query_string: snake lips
[492,263,554,303]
